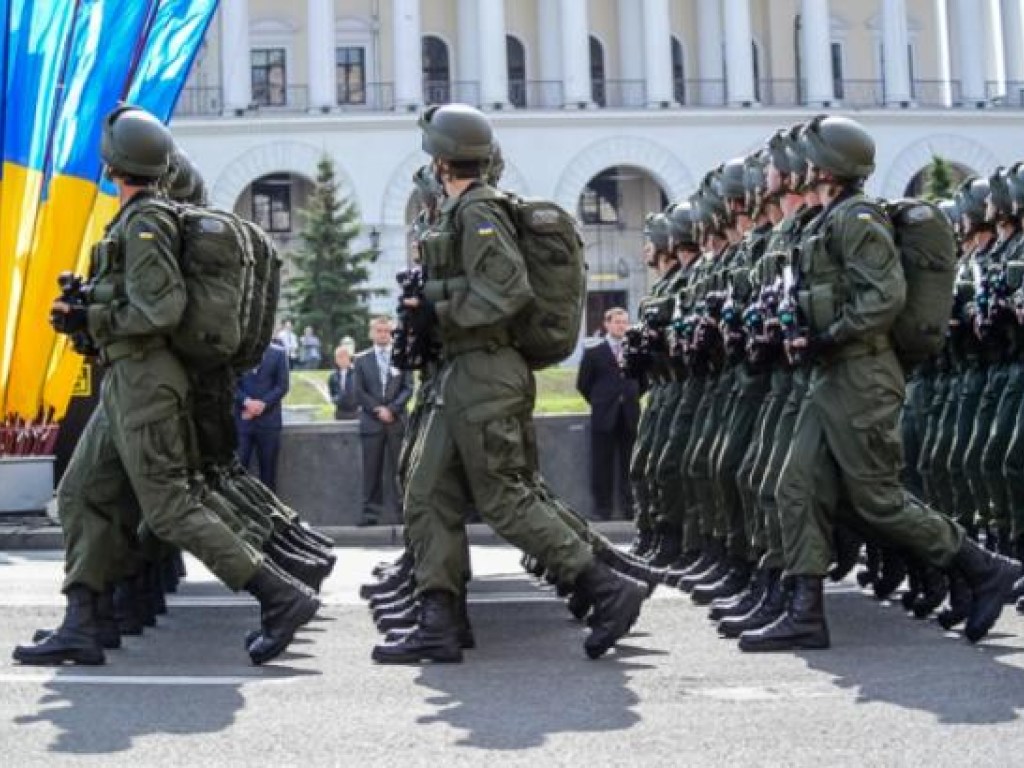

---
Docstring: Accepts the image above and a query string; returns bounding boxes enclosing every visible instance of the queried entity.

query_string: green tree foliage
[285,156,380,350]
[924,155,954,201]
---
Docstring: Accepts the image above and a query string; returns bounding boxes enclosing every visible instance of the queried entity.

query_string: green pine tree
[285,155,380,350]
[924,155,954,201]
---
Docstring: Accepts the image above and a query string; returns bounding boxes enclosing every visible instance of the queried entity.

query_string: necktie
[378,349,388,396]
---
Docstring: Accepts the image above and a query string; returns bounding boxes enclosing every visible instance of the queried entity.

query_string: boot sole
[13,647,105,665]
[737,633,830,652]
[584,584,645,660]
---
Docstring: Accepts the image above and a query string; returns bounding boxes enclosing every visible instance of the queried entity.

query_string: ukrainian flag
[0,0,217,424]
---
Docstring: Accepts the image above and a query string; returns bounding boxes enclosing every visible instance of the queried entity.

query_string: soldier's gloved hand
[805,332,837,361]
[50,302,88,335]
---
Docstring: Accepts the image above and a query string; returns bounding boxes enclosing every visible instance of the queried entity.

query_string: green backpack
[884,199,957,366]
[499,193,586,369]
[232,219,282,372]
[149,200,255,371]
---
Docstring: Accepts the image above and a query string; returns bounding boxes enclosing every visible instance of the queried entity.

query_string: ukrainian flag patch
[477,223,496,236]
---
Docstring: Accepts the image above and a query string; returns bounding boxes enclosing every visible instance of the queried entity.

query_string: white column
[457,0,479,95]
[642,0,674,107]
[696,0,724,105]
[723,0,756,105]
[478,0,509,108]
[220,0,252,114]
[952,0,988,105]
[307,0,335,111]
[618,0,644,106]
[538,0,561,106]
[934,0,953,106]
[985,0,1007,97]
[801,0,833,105]
[1003,0,1024,86]
[393,0,422,110]
[560,0,592,107]
[881,0,912,105]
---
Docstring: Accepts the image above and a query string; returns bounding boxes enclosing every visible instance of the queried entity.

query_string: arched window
[507,35,526,107]
[590,35,606,107]
[422,35,450,104]
[671,36,685,104]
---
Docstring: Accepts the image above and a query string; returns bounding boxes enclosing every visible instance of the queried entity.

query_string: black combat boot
[661,550,703,587]
[384,589,475,650]
[718,571,787,639]
[113,576,145,636]
[372,590,463,664]
[629,528,655,558]
[900,561,923,611]
[566,588,593,621]
[936,568,972,630]
[829,525,863,582]
[953,537,1021,642]
[872,548,907,600]
[596,546,664,594]
[282,525,337,566]
[161,554,181,594]
[673,539,722,590]
[575,561,647,659]
[265,540,329,593]
[679,542,730,593]
[276,530,336,572]
[33,584,122,650]
[856,543,880,587]
[359,559,413,601]
[708,567,769,621]
[245,561,321,665]
[295,522,335,550]
[376,602,420,632]
[646,524,682,568]
[371,591,417,623]
[911,565,947,619]
[691,560,753,606]
[372,549,412,579]
[14,585,106,666]
[368,579,415,610]
[738,575,830,652]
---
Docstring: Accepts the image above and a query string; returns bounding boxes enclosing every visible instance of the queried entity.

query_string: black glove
[805,332,838,361]
[50,304,88,335]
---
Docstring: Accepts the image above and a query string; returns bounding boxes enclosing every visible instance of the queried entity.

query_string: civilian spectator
[354,316,413,526]
[576,307,640,520]
[300,326,322,369]
[237,339,290,491]
[275,319,299,369]
[328,345,358,420]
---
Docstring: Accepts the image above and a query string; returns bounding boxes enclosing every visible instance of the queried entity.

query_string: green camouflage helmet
[717,158,747,201]
[418,103,493,161]
[801,114,875,181]
[987,167,1015,220]
[162,146,208,205]
[643,212,672,253]
[101,104,173,179]
[666,202,698,251]
[486,143,505,185]
[765,128,793,176]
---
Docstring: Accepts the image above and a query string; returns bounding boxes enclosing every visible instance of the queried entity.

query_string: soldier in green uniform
[13,106,319,667]
[372,104,646,664]
[738,115,1021,652]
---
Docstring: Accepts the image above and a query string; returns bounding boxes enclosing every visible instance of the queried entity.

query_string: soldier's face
[767,162,783,195]
[642,241,656,267]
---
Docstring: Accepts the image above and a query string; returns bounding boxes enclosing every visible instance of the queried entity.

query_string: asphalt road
[1,546,1023,767]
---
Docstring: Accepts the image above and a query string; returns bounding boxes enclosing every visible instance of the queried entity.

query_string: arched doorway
[577,166,669,334]
[902,159,974,199]
[234,172,316,284]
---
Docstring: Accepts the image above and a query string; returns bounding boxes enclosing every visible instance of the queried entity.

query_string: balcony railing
[173,76,1024,118]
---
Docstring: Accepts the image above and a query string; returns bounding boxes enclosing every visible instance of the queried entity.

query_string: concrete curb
[0,518,637,551]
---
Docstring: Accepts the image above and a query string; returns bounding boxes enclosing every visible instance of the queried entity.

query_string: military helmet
[955,176,991,227]
[418,103,493,161]
[162,146,207,205]
[765,129,793,176]
[1007,161,1024,213]
[643,212,672,253]
[101,104,173,179]
[486,143,505,185]
[744,152,768,204]
[986,167,1015,220]
[785,122,810,189]
[937,198,960,228]
[717,158,747,200]
[666,202,698,251]
[700,170,728,223]
[800,114,875,181]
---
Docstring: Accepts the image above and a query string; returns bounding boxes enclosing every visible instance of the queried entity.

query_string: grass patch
[285,365,588,421]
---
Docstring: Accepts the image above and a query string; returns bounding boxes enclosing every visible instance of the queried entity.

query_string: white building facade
[173,0,1024,333]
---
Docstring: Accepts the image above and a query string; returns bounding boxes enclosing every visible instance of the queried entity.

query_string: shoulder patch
[137,230,155,240]
[476,223,496,236]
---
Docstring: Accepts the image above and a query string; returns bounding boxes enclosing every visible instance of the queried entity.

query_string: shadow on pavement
[798,590,1024,724]
[414,602,664,751]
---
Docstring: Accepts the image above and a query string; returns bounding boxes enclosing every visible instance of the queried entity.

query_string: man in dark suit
[354,316,414,526]
[327,344,358,420]
[576,307,640,520]
[236,339,290,491]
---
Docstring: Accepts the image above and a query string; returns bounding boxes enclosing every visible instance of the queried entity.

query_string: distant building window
[252,174,292,233]
[422,35,450,104]
[590,36,606,107]
[671,36,685,104]
[507,35,526,107]
[579,169,619,225]
[252,47,286,106]
[337,46,366,104]
[831,42,844,99]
